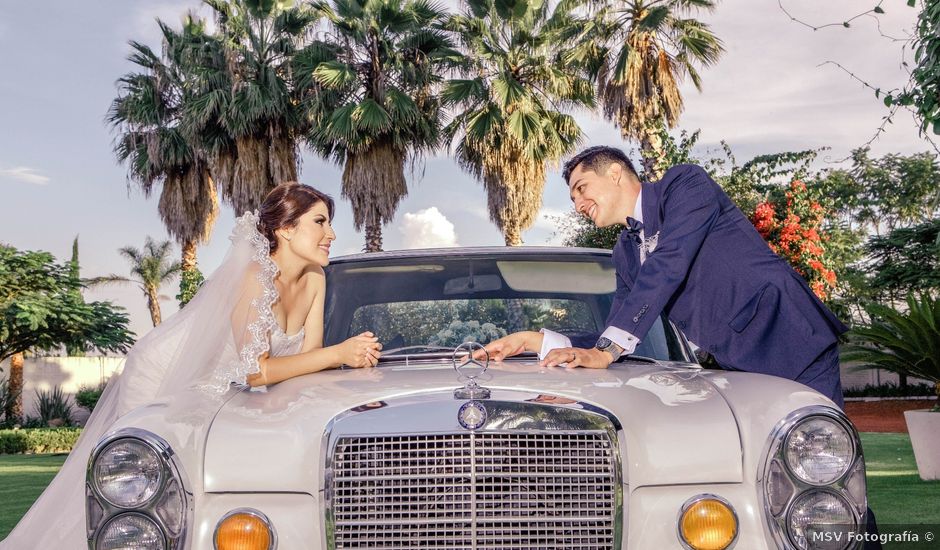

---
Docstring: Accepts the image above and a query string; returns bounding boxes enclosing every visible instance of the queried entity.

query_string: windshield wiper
[379,346,460,362]
[382,345,455,356]
[378,346,541,363]
[616,354,658,364]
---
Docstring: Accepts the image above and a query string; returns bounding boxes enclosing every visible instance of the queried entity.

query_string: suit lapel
[618,230,640,288]
[640,181,661,238]
[618,182,659,288]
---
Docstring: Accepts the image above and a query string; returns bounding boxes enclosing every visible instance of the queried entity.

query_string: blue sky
[1,0,935,337]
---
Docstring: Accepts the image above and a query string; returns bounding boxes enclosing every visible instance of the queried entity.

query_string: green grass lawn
[861,433,940,525]
[0,453,68,539]
[0,434,937,540]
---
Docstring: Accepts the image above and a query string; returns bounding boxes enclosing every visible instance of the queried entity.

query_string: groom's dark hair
[562,146,638,184]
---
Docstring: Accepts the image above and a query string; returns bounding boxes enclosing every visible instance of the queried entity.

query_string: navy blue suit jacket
[571,165,848,392]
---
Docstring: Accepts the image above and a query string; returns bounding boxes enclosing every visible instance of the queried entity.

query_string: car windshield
[323,251,691,362]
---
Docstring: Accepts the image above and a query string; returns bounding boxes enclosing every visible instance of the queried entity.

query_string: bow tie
[623,217,644,243]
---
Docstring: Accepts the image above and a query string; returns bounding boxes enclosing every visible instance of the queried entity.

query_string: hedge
[0,428,82,454]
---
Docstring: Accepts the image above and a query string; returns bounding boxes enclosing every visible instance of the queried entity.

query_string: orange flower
[811,281,826,299]
[750,185,837,300]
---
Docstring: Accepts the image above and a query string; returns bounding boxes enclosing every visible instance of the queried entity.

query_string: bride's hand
[337,332,382,368]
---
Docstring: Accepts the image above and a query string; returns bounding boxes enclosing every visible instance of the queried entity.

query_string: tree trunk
[146,288,162,326]
[503,226,523,247]
[6,352,24,421]
[177,239,203,308]
[181,240,197,274]
[639,131,665,181]
[506,299,525,333]
[364,223,384,252]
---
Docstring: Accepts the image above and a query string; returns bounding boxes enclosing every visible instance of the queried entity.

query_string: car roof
[330,246,614,265]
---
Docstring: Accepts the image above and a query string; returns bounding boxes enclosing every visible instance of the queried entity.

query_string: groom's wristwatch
[594,337,624,362]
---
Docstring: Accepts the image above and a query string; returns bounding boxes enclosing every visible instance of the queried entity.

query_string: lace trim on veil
[203,211,279,393]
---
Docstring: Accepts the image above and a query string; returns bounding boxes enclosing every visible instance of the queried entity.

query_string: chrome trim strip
[676,493,739,550]
[86,428,193,550]
[212,508,278,550]
[758,406,866,550]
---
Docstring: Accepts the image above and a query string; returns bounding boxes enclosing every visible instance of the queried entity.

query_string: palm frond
[843,294,940,387]
[353,98,392,132]
[312,60,359,90]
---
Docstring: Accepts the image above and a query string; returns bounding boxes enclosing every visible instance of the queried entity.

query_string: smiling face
[567,161,639,228]
[278,201,335,267]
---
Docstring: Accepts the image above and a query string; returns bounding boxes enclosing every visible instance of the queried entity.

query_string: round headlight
[784,417,854,485]
[96,513,167,550]
[94,438,164,508]
[787,490,856,550]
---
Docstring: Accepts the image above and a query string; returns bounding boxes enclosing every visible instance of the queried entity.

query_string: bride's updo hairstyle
[257,182,335,253]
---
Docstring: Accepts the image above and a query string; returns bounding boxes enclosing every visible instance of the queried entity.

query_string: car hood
[204,359,743,493]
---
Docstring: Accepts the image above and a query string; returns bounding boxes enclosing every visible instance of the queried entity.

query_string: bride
[1,182,382,548]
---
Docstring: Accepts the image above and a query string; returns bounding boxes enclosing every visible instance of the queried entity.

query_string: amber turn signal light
[678,495,738,550]
[214,509,274,550]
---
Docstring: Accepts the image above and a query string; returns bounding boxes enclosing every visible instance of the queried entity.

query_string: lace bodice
[271,326,304,357]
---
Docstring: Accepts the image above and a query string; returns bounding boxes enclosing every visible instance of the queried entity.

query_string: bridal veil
[2,212,281,548]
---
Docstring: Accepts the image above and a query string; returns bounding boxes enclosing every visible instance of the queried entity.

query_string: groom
[482,145,849,407]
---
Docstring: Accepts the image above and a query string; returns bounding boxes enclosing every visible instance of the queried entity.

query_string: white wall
[1,356,124,424]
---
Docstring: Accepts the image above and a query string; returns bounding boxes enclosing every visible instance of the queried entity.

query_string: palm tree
[591,0,723,178]
[843,294,940,410]
[303,0,455,251]
[444,0,595,246]
[202,0,320,213]
[109,17,220,296]
[91,238,182,327]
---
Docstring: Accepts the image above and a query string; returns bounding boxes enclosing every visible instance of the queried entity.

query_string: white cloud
[0,166,49,185]
[399,207,458,248]
[533,206,572,229]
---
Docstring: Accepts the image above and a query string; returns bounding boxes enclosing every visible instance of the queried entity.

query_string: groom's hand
[475,331,542,362]
[540,347,613,369]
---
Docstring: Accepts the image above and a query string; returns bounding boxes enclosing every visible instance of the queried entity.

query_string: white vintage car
[84,248,868,550]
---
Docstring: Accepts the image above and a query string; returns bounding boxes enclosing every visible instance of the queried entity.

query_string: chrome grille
[330,432,616,549]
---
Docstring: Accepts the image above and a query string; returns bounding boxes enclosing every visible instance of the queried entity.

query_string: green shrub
[844,294,940,410]
[18,416,45,429]
[33,386,73,427]
[0,378,21,428]
[75,382,107,412]
[844,382,936,398]
[0,428,82,454]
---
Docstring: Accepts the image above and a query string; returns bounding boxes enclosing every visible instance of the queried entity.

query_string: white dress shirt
[539,191,644,360]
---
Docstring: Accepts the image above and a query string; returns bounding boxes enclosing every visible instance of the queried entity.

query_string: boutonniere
[641,231,660,255]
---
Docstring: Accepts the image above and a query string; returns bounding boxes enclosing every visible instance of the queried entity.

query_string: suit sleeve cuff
[538,328,572,360]
[601,326,640,356]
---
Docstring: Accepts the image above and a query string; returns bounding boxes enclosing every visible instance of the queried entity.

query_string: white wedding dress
[1,212,302,549]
